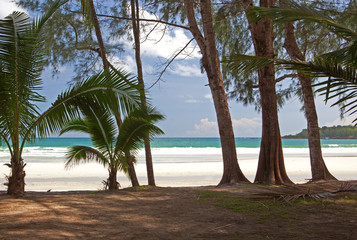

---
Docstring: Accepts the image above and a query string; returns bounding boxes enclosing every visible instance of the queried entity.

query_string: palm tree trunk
[244,0,292,185]
[131,0,156,186]
[7,156,26,196]
[283,22,336,181]
[108,169,119,190]
[185,0,249,184]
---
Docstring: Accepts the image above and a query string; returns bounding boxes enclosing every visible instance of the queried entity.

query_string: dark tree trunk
[185,0,249,184]
[131,0,156,186]
[283,23,336,181]
[88,1,142,187]
[88,0,110,69]
[126,153,140,187]
[115,116,140,187]
[7,157,26,197]
[108,169,119,190]
[243,0,292,184]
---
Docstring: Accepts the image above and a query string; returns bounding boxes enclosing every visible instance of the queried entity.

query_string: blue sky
[1,0,353,137]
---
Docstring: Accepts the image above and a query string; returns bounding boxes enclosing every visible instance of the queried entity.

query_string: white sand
[0,149,356,191]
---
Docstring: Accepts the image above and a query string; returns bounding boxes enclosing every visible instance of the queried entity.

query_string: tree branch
[147,38,195,90]
[275,73,299,83]
[66,10,190,31]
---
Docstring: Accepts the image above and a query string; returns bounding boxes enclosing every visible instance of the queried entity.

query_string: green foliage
[17,0,125,80]
[61,103,164,182]
[198,191,290,223]
[0,4,142,194]
[284,125,357,139]
[217,1,346,113]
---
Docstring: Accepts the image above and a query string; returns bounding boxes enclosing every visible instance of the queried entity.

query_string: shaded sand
[0,181,357,240]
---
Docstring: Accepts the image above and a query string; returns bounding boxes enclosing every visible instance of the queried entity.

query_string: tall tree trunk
[115,116,140,186]
[89,0,141,185]
[283,23,336,181]
[7,156,26,197]
[108,169,119,190]
[185,0,249,184]
[88,0,110,69]
[126,153,140,187]
[244,0,292,184]
[131,0,156,186]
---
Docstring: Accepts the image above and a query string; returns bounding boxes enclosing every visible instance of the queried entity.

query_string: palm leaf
[20,69,140,155]
[80,103,117,155]
[116,114,164,154]
[248,1,357,40]
[59,118,90,135]
[64,145,108,169]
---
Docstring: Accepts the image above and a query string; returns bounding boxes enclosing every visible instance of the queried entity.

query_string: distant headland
[283,125,357,139]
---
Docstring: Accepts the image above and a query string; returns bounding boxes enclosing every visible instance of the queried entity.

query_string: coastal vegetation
[0,0,356,197]
[284,125,357,139]
[0,0,141,196]
[61,105,163,189]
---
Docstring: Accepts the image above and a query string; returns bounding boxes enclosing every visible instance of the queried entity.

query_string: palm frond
[248,1,357,40]
[27,69,140,143]
[80,103,117,154]
[32,0,67,34]
[116,116,164,154]
[224,54,276,75]
[59,118,89,135]
[64,145,108,169]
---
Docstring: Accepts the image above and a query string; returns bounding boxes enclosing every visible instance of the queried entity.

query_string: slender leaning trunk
[131,0,156,186]
[284,23,336,181]
[185,0,249,184]
[126,153,140,187]
[89,0,141,186]
[244,0,292,184]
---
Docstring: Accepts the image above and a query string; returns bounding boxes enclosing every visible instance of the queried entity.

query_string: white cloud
[115,8,200,60]
[140,29,200,59]
[204,94,212,99]
[188,118,218,136]
[187,117,262,137]
[169,63,203,77]
[232,117,261,136]
[324,115,356,127]
[185,99,201,104]
[232,117,261,128]
[108,55,137,73]
[0,0,27,18]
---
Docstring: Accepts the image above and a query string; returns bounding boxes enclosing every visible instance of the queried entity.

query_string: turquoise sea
[3,137,357,149]
[1,137,357,190]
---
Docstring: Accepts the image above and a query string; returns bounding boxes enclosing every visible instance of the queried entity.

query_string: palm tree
[60,105,164,190]
[0,3,140,196]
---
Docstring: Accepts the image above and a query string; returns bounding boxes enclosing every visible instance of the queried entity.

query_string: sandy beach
[1,181,357,240]
[0,148,356,191]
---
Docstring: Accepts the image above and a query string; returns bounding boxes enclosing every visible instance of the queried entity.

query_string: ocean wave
[1,146,357,159]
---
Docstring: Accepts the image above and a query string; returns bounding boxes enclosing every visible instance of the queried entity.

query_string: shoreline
[1,151,356,192]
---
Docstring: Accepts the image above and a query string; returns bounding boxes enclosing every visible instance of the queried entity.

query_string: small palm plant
[0,1,140,196]
[60,104,164,190]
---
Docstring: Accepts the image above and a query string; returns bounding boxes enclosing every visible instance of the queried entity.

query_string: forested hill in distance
[283,125,357,139]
